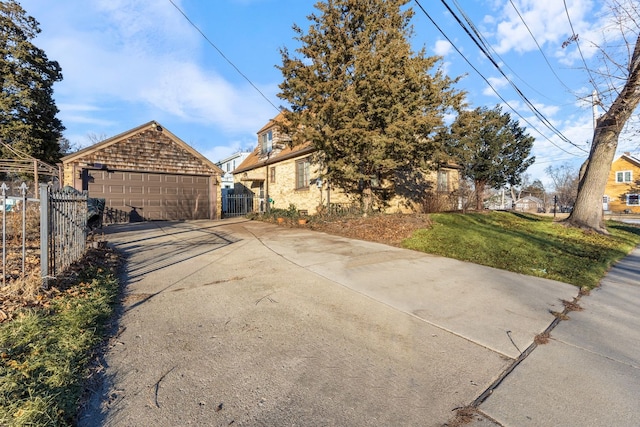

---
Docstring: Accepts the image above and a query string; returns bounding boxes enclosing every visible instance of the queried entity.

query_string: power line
[413,0,586,156]
[412,0,584,156]
[433,0,585,153]
[168,0,281,113]
[450,0,562,104]
[508,0,574,93]
[562,0,600,97]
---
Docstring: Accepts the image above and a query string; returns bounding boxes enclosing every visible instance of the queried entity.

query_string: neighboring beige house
[513,195,546,213]
[603,152,640,214]
[233,113,459,215]
[62,121,223,221]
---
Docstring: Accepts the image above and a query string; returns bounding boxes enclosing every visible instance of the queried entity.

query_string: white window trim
[627,194,640,206]
[616,170,633,183]
[261,130,273,154]
[295,158,310,190]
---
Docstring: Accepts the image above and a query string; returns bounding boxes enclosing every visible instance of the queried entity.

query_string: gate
[222,194,264,218]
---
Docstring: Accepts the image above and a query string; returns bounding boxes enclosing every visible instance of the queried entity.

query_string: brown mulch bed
[307,213,432,246]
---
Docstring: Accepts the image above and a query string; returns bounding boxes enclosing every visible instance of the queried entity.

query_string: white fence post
[1,182,7,287]
[39,183,50,287]
[20,183,27,275]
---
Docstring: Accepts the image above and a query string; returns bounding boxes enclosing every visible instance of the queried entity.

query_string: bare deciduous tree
[546,163,579,209]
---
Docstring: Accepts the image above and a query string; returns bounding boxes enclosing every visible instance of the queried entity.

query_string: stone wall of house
[386,168,460,214]
[267,156,351,214]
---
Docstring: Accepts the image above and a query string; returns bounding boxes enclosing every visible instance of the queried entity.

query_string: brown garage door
[86,169,210,220]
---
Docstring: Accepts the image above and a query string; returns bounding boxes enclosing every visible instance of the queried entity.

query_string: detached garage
[62,121,223,221]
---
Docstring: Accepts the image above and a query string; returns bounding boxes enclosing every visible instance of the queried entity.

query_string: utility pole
[592,90,600,130]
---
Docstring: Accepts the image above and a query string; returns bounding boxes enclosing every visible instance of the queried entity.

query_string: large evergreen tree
[445,105,535,210]
[0,0,64,165]
[277,0,464,212]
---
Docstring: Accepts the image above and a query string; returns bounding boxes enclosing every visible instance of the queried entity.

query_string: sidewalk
[470,246,640,426]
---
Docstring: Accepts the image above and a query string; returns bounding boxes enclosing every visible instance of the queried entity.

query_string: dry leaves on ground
[308,213,432,246]
[0,245,121,324]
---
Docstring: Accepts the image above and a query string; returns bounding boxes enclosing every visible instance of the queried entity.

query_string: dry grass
[444,406,482,426]
[562,299,583,311]
[534,332,551,345]
[0,246,122,426]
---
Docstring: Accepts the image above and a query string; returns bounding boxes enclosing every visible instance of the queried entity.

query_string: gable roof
[256,111,286,135]
[234,113,314,174]
[61,121,222,174]
[234,142,314,174]
[614,152,640,169]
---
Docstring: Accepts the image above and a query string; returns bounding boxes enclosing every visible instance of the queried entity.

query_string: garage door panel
[86,169,209,220]
[108,199,125,208]
[88,183,104,193]
[109,185,125,194]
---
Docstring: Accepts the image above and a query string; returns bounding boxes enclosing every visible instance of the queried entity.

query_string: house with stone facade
[233,113,459,215]
[62,121,223,221]
[603,152,640,214]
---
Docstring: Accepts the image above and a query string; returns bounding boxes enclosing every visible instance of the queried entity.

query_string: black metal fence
[39,184,88,283]
[1,182,96,286]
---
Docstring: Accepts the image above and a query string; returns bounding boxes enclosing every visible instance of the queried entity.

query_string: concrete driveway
[78,218,581,426]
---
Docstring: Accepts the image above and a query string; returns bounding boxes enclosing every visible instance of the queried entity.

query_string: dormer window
[261,130,273,154]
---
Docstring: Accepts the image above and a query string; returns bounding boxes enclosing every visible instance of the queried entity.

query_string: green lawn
[402,211,640,288]
[0,251,120,426]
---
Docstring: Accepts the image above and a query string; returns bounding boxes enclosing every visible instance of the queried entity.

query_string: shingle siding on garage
[61,121,223,220]
[65,126,217,176]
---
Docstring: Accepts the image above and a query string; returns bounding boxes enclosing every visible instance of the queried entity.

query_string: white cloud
[21,0,278,141]
[489,0,595,56]
[434,39,453,57]
[483,76,509,96]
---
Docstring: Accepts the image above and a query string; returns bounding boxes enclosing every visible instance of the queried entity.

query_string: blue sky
[19,0,639,187]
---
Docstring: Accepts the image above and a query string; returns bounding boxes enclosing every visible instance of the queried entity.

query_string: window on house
[226,163,230,172]
[261,130,273,154]
[616,171,632,183]
[437,170,448,192]
[296,158,310,189]
[627,194,640,205]
[269,167,276,184]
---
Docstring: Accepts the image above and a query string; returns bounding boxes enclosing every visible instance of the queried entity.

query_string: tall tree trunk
[362,186,373,217]
[565,34,640,233]
[475,180,485,211]
[566,127,618,233]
